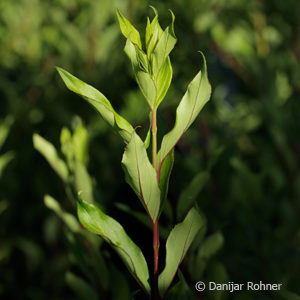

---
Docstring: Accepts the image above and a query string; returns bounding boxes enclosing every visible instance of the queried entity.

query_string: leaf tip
[149,5,158,16]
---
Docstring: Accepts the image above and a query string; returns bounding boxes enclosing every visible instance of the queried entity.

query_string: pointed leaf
[122,132,160,222]
[159,208,205,298]
[124,38,156,108]
[158,149,174,216]
[116,9,142,49]
[144,112,152,149]
[151,11,176,77]
[157,52,211,174]
[33,134,69,182]
[146,15,163,58]
[56,67,134,142]
[144,127,151,149]
[77,198,150,293]
[177,171,209,219]
[156,56,173,107]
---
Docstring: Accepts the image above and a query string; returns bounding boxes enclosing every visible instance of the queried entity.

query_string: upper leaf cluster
[117,8,176,110]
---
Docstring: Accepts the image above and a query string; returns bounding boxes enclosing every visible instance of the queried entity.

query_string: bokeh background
[1,0,300,299]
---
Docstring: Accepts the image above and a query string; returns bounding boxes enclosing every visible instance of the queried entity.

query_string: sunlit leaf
[116,9,142,49]
[157,52,211,174]
[156,56,173,107]
[56,67,134,142]
[33,134,69,182]
[151,10,176,77]
[124,38,156,108]
[146,15,163,57]
[77,198,151,293]
[122,132,160,222]
[159,208,205,297]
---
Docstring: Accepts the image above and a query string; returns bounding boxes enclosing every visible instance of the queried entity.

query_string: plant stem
[153,219,160,300]
[151,108,160,300]
[152,109,157,171]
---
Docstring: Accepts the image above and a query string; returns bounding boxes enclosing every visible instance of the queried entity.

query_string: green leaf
[116,9,142,49]
[74,160,94,204]
[177,171,209,219]
[60,127,74,170]
[144,127,151,149]
[156,56,173,107]
[165,270,194,300]
[146,15,163,57]
[56,67,134,143]
[192,231,224,279]
[159,208,205,297]
[72,124,89,165]
[157,52,211,173]
[44,195,81,233]
[144,109,152,150]
[121,132,160,222]
[33,134,69,182]
[198,231,224,260]
[151,10,176,77]
[77,198,151,293]
[158,149,174,217]
[124,38,157,108]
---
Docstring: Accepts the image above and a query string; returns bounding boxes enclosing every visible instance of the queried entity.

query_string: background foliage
[1,0,299,299]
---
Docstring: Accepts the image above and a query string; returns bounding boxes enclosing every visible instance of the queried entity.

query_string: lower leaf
[77,198,151,294]
[158,207,205,298]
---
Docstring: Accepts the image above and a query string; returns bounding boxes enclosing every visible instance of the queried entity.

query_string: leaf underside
[122,132,161,222]
[77,198,151,294]
[158,52,211,174]
[158,208,205,297]
[56,67,134,142]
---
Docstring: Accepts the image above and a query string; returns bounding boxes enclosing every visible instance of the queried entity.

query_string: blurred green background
[1,0,300,299]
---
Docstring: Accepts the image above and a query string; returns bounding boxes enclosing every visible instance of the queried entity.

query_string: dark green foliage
[1,0,300,299]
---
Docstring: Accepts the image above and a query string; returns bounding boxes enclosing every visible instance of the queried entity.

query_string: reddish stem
[153,219,160,300]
